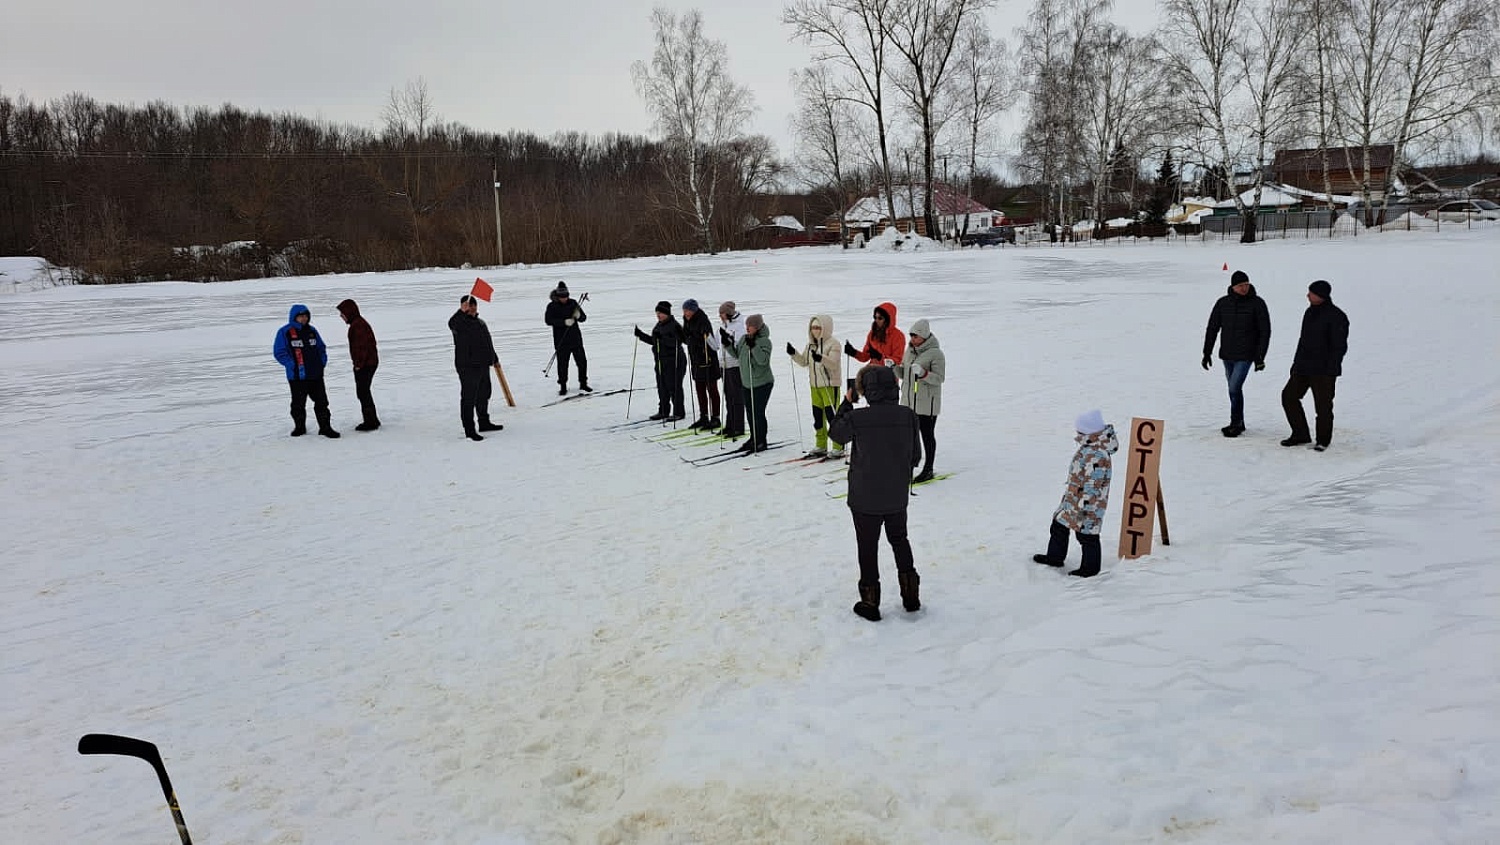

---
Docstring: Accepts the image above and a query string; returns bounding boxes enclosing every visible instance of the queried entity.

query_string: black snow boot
[1281,434,1312,447]
[650,411,668,421]
[912,466,935,484]
[558,384,568,396]
[1033,554,1064,567]
[580,382,593,392]
[290,424,307,437]
[898,569,921,612]
[853,581,881,622]
[465,429,484,442]
[478,421,504,432]
[1221,422,1245,437]
[318,427,341,438]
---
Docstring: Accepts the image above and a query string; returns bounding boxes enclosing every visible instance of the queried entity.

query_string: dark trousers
[655,358,685,416]
[353,365,380,426]
[917,414,937,471]
[743,381,773,446]
[722,368,746,434]
[1047,520,1101,574]
[1282,373,1337,445]
[556,344,588,387]
[692,375,721,421]
[853,509,917,587]
[457,366,493,433]
[288,378,331,431]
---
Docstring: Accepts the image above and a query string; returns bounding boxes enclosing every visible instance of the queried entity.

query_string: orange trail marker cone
[1222,263,1229,271]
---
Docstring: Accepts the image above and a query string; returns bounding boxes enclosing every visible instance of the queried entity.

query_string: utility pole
[492,165,504,267]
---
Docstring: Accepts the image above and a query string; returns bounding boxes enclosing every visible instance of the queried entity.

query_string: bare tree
[381,77,439,265]
[632,7,757,253]
[1235,0,1310,240]
[950,20,1014,236]
[784,0,900,226]
[792,65,861,245]
[1078,27,1168,234]
[1330,0,1403,212]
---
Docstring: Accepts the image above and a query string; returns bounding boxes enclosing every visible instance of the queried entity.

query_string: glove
[912,364,925,379]
[786,342,797,356]
[635,326,650,342]
[572,309,581,320]
[1254,360,1265,372]
[883,358,895,368]
[564,318,575,326]
[811,351,822,363]
[743,333,756,348]
[1201,355,1212,370]
[843,340,859,357]
[720,328,734,346]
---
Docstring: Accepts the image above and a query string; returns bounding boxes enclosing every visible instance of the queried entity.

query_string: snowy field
[2,229,1498,844]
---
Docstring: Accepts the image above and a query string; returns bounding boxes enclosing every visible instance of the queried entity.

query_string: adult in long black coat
[680,298,722,429]
[1202,269,1272,437]
[634,300,687,421]
[1281,280,1350,450]
[449,295,503,441]
[829,365,922,622]
[544,281,589,395]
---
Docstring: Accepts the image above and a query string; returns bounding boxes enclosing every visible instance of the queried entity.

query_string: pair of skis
[683,441,790,466]
[540,386,636,408]
[826,472,955,500]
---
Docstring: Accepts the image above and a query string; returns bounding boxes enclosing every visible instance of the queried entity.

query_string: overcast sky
[3,0,1159,157]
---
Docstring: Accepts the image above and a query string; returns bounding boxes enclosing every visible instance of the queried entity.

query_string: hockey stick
[78,733,193,845]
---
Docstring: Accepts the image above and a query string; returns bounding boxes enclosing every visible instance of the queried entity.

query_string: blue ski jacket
[273,304,329,381]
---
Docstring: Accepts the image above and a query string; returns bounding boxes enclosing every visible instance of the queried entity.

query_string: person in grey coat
[895,318,946,483]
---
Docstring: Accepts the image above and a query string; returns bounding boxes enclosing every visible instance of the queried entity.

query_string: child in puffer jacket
[786,314,844,459]
[1034,409,1119,578]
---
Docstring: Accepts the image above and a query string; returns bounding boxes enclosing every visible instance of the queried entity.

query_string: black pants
[743,381,773,446]
[1047,520,1101,574]
[556,344,588,387]
[288,378,331,431]
[353,365,379,426]
[853,509,917,587]
[917,414,937,471]
[655,357,685,416]
[692,374,721,421]
[457,366,493,433]
[722,368,746,434]
[1282,373,1337,446]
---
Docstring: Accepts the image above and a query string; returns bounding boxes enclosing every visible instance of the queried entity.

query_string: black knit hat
[554,281,569,297]
[1308,280,1332,298]
[655,300,672,315]
[1231,270,1250,285]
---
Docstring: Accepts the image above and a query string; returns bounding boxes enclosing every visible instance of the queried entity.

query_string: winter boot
[804,448,827,459]
[912,466,935,484]
[290,425,308,437]
[318,427,341,438]
[897,569,921,612]
[1281,434,1312,447]
[465,428,484,442]
[1068,566,1099,578]
[1221,422,1245,437]
[1033,554,1064,567]
[853,581,881,622]
[580,382,593,393]
[650,411,668,421]
[706,417,720,429]
[558,384,568,396]
[478,420,504,432]
[355,421,379,432]
[689,416,711,429]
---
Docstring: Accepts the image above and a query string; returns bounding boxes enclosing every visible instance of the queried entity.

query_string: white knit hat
[1075,409,1106,435]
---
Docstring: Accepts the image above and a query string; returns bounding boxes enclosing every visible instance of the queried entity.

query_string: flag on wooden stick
[470,278,494,302]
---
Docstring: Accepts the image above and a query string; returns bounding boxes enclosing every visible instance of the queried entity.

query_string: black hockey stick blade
[79,733,193,845]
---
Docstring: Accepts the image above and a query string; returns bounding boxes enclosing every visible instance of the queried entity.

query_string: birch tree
[951,20,1014,235]
[1235,0,1309,240]
[1078,27,1168,234]
[793,65,861,245]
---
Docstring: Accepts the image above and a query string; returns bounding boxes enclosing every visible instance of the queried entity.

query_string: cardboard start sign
[1118,417,1165,559]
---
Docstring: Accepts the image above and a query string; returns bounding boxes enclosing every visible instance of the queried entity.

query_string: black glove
[1201,354,1212,370]
[786,342,796,356]
[636,326,650,342]
[811,351,822,363]
[720,328,734,346]
[843,340,859,357]
[1254,360,1265,372]
[743,333,756,348]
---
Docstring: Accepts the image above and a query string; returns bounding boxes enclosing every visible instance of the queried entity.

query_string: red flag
[470,277,493,302]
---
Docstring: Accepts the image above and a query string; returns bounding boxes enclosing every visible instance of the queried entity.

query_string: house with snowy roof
[835,183,1002,241]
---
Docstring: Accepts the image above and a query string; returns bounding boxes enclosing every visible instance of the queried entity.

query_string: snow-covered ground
[2,229,1497,843]
[0,256,71,293]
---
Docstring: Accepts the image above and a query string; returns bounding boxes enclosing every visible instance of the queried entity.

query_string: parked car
[959,226,1016,247]
[1425,199,1500,222]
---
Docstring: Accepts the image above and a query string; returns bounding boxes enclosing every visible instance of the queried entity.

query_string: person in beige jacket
[787,314,844,459]
[895,318,946,482]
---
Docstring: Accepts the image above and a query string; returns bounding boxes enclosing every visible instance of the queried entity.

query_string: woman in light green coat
[896,318,945,482]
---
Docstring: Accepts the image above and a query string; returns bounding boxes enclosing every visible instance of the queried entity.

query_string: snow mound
[0,257,72,293]
[1386,212,1438,231]
[1333,213,1364,235]
[865,226,939,251]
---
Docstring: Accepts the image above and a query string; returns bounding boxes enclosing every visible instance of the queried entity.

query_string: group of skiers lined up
[1201,271,1351,450]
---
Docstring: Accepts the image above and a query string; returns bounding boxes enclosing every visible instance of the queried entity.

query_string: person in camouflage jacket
[1034,410,1119,578]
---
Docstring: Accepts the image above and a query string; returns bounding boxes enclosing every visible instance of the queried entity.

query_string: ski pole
[79,734,193,845]
[543,349,558,376]
[790,351,804,449]
[626,333,639,419]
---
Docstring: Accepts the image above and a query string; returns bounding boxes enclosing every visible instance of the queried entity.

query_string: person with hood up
[735,314,775,452]
[272,304,339,438]
[843,302,905,373]
[336,299,380,432]
[681,298,722,429]
[786,314,844,459]
[1281,279,1349,451]
[717,302,747,438]
[1202,269,1271,437]
[634,300,687,421]
[544,281,590,396]
[1033,410,1119,578]
[896,318,946,482]
[449,294,503,441]
[829,364,922,621]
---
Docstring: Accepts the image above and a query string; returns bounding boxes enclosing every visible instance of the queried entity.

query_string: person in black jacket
[1202,270,1272,437]
[544,281,590,396]
[680,298,722,429]
[1281,279,1349,451]
[828,365,922,622]
[449,294,503,441]
[634,300,687,421]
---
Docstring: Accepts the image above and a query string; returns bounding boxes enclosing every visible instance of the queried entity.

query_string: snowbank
[864,226,941,251]
[0,257,71,293]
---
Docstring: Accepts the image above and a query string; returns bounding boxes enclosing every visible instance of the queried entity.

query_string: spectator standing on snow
[336,299,380,432]
[896,318,946,483]
[273,304,339,438]
[681,298,722,429]
[736,314,775,452]
[829,364,922,621]
[449,294,503,441]
[1202,270,1271,437]
[1033,410,1118,578]
[544,281,590,396]
[843,302,906,374]
[1281,280,1349,451]
[717,302,747,438]
[787,314,844,459]
[634,300,687,421]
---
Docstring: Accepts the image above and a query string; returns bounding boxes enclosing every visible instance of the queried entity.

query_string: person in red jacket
[843,302,906,381]
[337,299,381,431]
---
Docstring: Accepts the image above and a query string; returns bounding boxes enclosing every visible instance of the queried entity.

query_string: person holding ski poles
[787,314,844,459]
[734,314,774,452]
[634,300,687,421]
[843,302,906,377]
[717,302,748,438]
[895,318,946,483]
[544,281,590,396]
[681,298,722,430]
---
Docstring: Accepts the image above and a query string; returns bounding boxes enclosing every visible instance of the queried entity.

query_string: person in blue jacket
[273,304,339,438]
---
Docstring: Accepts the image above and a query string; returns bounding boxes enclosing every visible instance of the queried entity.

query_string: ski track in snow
[2,233,1498,843]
